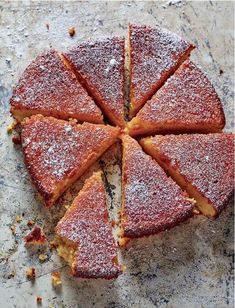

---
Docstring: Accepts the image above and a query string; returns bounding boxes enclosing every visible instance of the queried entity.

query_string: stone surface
[0,1,234,308]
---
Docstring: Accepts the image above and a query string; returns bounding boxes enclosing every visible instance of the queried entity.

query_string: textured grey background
[0,1,234,308]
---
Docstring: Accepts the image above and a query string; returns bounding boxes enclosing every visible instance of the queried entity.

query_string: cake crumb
[68,27,76,37]
[15,215,22,223]
[12,134,21,144]
[10,224,16,235]
[27,219,35,226]
[46,23,49,30]
[219,69,224,75]
[36,296,42,304]
[38,254,48,262]
[7,121,17,134]
[26,267,36,280]
[24,225,46,244]
[51,271,62,287]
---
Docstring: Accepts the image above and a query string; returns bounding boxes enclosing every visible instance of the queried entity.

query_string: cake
[119,134,194,245]
[10,49,103,124]
[63,37,126,127]
[54,171,122,279]
[21,115,120,207]
[127,60,225,136]
[128,24,195,118]
[141,134,234,217]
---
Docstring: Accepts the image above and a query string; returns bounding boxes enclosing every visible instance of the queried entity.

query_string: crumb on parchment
[68,27,76,37]
[26,267,36,280]
[24,225,46,244]
[51,271,62,287]
[38,254,48,262]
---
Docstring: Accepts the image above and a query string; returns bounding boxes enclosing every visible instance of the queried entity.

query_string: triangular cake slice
[10,49,103,124]
[21,115,120,207]
[128,61,225,136]
[54,171,122,279]
[120,135,194,244]
[141,134,234,217]
[128,24,195,117]
[63,37,125,127]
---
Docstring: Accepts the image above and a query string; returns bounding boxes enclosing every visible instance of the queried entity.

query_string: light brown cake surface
[21,115,120,207]
[129,24,194,117]
[128,60,225,136]
[63,37,126,127]
[141,134,234,217]
[120,135,194,242]
[10,49,103,124]
[55,171,122,279]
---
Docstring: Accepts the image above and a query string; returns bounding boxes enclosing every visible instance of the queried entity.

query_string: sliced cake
[128,60,225,136]
[120,135,194,245]
[54,171,122,279]
[63,37,126,127]
[10,49,103,124]
[141,134,234,217]
[128,24,195,117]
[21,115,120,207]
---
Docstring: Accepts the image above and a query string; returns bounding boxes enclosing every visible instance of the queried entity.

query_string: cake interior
[54,235,77,269]
[141,139,217,217]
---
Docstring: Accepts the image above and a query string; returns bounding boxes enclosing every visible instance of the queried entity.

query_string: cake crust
[21,115,120,207]
[129,24,195,117]
[55,171,122,279]
[141,134,234,217]
[10,49,103,124]
[63,37,126,127]
[128,60,225,136]
[120,135,194,241]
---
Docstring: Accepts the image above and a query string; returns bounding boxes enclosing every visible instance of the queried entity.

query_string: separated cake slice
[63,37,126,127]
[10,49,103,124]
[21,115,120,207]
[120,135,194,245]
[128,61,225,136]
[141,134,234,218]
[54,171,122,279]
[128,24,195,118]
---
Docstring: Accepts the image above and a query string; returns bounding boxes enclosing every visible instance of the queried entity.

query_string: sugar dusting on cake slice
[63,37,126,127]
[21,115,120,207]
[129,24,195,118]
[141,133,234,217]
[55,171,122,279]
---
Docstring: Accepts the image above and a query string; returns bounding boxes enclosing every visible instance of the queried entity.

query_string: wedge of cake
[141,134,234,217]
[63,37,126,127]
[21,115,120,207]
[10,49,103,124]
[128,24,195,118]
[119,134,194,245]
[54,171,122,279]
[127,60,225,136]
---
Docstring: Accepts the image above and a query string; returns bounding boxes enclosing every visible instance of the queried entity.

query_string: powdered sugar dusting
[21,115,119,205]
[56,172,121,278]
[150,133,234,214]
[122,135,194,238]
[64,37,125,126]
[131,60,225,135]
[129,24,194,114]
[10,49,103,123]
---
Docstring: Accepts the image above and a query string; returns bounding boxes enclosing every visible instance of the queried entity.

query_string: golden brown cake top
[10,49,103,123]
[121,135,194,238]
[129,24,194,115]
[21,115,120,206]
[146,133,234,215]
[55,172,122,279]
[63,37,125,127]
[129,60,225,135]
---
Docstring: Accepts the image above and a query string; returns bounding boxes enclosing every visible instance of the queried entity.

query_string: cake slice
[120,135,194,244]
[63,37,126,127]
[54,171,122,279]
[127,61,225,136]
[21,115,120,207]
[128,24,195,117]
[141,134,234,217]
[10,49,103,124]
